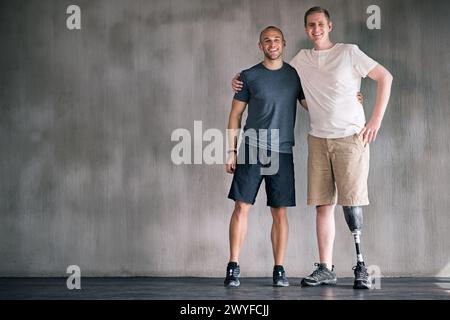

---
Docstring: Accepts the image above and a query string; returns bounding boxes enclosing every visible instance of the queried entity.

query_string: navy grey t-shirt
[234,62,305,153]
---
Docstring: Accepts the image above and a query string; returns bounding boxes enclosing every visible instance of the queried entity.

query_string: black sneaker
[273,266,289,287]
[353,262,372,289]
[224,262,240,287]
[301,263,337,287]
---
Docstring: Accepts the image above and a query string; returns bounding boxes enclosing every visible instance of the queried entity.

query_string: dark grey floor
[0,277,449,300]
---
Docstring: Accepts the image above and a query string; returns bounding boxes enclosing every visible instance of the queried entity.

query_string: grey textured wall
[1,0,449,277]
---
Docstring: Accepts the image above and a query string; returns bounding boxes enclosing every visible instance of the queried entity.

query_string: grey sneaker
[353,262,372,289]
[273,266,289,287]
[301,263,337,287]
[224,262,240,287]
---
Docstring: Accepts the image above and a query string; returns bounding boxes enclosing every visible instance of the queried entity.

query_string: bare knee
[233,201,251,218]
[271,207,287,222]
[316,204,335,216]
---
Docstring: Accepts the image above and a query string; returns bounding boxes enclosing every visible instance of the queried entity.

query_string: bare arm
[226,99,247,174]
[360,64,393,144]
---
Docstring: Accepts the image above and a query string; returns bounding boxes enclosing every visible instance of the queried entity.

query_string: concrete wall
[1,0,449,277]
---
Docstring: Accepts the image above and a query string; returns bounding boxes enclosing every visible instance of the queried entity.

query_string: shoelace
[310,263,327,279]
[352,265,369,281]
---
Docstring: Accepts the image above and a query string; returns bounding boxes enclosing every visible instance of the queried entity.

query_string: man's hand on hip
[359,116,382,145]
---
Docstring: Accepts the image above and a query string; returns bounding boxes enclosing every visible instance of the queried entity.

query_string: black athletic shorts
[228,144,296,207]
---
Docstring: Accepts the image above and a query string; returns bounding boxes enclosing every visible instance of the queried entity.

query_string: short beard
[263,51,282,61]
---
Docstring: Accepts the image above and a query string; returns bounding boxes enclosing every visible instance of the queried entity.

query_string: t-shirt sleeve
[351,45,378,78]
[289,50,302,72]
[233,71,250,103]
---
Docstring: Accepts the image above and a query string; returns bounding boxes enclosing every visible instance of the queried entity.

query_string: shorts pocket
[353,133,367,150]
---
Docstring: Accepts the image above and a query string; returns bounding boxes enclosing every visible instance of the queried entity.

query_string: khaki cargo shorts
[307,133,370,206]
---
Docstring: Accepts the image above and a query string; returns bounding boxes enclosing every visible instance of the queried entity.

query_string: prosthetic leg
[343,206,372,289]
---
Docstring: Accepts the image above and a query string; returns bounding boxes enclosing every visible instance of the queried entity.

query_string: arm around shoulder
[300,99,308,111]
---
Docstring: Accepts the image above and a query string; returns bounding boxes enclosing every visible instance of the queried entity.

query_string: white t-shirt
[290,43,378,138]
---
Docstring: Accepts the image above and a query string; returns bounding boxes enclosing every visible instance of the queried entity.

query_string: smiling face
[304,12,333,46]
[258,27,285,61]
